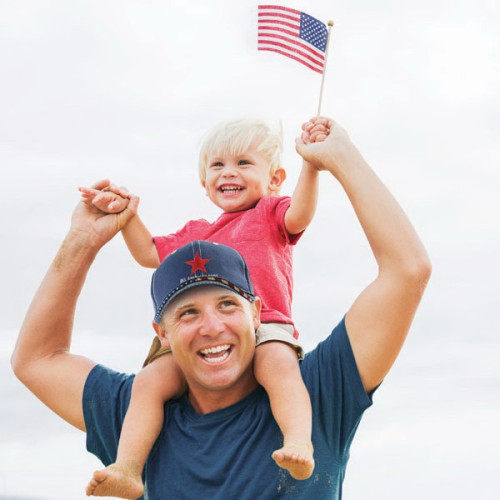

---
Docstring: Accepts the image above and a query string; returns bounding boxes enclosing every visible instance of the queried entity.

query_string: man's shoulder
[300,316,373,413]
[300,316,354,385]
[83,365,136,465]
[84,365,134,410]
[301,317,348,366]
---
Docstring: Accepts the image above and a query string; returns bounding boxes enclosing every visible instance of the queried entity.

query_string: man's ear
[152,321,171,349]
[252,297,262,331]
[268,167,286,193]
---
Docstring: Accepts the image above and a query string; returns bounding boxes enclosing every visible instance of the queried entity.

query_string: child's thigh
[133,353,185,402]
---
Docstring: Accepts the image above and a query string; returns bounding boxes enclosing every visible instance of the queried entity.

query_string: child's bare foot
[86,462,144,499]
[272,442,314,480]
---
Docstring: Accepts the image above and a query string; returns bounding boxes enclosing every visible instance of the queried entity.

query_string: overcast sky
[1,1,499,498]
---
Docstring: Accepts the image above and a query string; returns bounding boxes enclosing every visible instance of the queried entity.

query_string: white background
[1,1,499,498]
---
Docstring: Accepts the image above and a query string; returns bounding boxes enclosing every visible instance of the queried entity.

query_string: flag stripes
[257,5,327,74]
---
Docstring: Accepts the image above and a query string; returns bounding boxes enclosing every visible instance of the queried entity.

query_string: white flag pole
[317,21,334,117]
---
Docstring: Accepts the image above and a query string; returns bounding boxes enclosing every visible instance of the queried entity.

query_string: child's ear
[268,167,286,192]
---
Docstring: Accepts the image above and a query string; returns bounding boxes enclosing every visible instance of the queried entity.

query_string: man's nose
[198,310,225,336]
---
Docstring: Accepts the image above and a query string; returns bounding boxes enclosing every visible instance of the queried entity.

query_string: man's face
[157,286,261,411]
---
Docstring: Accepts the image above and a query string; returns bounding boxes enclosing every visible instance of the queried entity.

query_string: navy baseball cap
[151,240,255,323]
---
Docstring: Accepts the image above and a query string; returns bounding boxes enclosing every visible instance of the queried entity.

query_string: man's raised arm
[296,119,431,393]
[11,180,139,431]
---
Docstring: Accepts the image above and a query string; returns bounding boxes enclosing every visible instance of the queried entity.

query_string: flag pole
[317,20,334,117]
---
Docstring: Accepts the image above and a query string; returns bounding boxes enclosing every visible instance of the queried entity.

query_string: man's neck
[187,378,259,415]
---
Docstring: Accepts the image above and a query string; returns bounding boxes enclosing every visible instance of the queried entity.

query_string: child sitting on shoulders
[81,117,330,499]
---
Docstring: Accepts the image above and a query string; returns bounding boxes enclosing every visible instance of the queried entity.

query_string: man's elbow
[406,251,432,295]
[11,350,26,383]
[11,346,35,387]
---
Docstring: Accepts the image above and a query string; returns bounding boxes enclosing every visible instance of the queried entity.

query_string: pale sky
[1,1,499,498]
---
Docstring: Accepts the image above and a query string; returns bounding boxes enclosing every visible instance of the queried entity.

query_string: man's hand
[72,179,139,250]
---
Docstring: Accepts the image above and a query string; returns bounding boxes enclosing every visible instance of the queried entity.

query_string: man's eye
[220,300,237,308]
[180,308,197,318]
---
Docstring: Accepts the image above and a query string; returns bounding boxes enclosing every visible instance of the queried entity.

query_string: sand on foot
[272,443,315,480]
[86,462,144,499]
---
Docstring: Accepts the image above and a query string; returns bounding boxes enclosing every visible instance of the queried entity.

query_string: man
[12,117,431,499]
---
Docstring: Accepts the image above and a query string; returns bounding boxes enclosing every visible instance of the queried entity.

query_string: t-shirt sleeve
[83,365,135,466]
[269,196,304,246]
[300,317,373,456]
[153,219,209,262]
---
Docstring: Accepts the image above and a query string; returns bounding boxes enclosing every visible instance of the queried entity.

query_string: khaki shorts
[142,322,303,367]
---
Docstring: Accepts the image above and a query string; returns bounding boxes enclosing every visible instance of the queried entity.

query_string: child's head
[198,118,286,213]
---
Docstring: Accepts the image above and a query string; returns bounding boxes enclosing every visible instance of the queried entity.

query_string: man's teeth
[200,344,231,363]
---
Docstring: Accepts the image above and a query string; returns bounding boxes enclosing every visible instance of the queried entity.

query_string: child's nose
[222,165,237,177]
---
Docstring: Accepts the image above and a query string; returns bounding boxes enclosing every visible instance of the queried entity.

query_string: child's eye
[210,161,224,168]
[238,160,250,166]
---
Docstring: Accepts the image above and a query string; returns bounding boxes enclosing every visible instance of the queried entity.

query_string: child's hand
[300,117,331,144]
[79,182,131,214]
[296,117,356,176]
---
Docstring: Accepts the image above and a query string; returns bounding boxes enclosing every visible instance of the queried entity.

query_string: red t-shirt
[154,196,303,338]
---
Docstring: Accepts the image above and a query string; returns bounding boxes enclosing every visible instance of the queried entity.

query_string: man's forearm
[12,187,137,430]
[11,229,101,431]
[12,230,98,377]
[332,145,429,276]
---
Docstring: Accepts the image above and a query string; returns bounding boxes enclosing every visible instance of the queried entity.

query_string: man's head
[151,240,256,324]
[151,241,261,409]
[197,118,286,212]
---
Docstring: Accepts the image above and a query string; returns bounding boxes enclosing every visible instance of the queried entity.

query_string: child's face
[202,146,285,213]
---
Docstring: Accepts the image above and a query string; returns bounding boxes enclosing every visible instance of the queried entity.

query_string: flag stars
[300,13,327,51]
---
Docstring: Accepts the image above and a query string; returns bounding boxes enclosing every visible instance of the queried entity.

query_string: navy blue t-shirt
[83,317,373,499]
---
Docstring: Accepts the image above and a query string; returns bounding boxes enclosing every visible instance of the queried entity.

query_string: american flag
[257,5,328,74]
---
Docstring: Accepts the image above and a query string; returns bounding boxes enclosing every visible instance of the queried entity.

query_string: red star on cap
[185,252,211,274]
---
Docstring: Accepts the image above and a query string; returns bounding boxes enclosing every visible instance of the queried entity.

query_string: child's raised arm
[121,215,160,268]
[284,118,330,235]
[79,181,160,269]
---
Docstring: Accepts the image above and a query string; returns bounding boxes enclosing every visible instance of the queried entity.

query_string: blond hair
[198,118,283,184]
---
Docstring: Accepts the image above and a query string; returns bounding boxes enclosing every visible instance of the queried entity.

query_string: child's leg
[86,353,185,498]
[253,341,314,480]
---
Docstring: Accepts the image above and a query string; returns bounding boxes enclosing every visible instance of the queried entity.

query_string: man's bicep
[346,272,427,393]
[23,353,96,431]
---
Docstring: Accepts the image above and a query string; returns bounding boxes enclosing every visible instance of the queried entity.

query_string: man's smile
[199,344,233,364]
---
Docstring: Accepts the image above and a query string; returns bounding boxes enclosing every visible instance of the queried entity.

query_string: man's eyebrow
[171,302,196,315]
[170,291,241,313]
[216,292,240,301]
